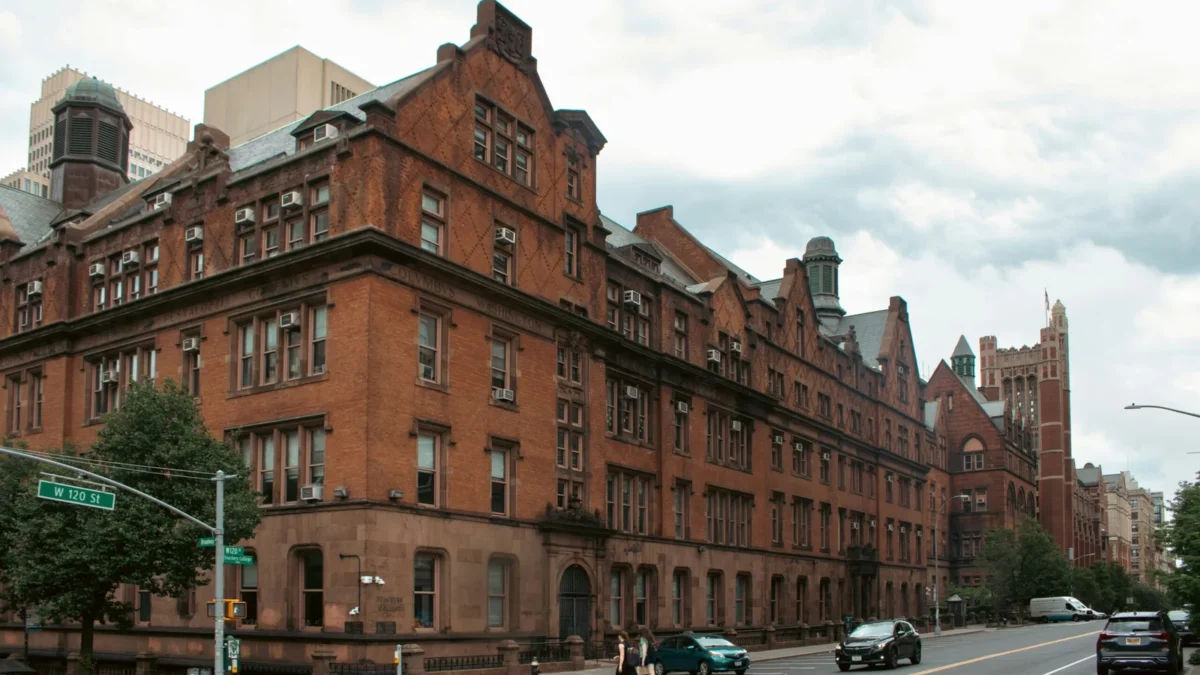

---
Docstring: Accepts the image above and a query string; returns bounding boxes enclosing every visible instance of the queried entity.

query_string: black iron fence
[584,640,618,661]
[94,665,136,675]
[517,641,572,665]
[424,655,504,673]
[331,664,395,675]
[242,663,314,675]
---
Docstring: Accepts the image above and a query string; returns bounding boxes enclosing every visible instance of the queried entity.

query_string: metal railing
[331,664,395,675]
[518,641,572,664]
[424,655,504,673]
[94,666,136,675]
[241,664,314,675]
[585,640,619,661]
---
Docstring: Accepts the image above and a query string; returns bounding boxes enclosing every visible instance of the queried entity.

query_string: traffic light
[206,599,248,620]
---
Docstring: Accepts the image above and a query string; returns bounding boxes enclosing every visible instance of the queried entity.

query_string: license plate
[851,656,862,662]
[1125,637,1142,646]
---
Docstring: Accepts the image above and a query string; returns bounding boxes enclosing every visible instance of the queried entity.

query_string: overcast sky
[2,0,1197,502]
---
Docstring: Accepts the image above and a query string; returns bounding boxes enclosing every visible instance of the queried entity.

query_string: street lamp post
[932,494,972,634]
[1124,404,1200,420]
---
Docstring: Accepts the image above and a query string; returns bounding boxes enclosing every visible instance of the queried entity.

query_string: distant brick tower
[979,300,1074,554]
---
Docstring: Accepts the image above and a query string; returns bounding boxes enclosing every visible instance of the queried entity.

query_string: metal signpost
[0,446,234,675]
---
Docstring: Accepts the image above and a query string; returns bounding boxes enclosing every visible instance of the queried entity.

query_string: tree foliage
[1157,478,1200,612]
[0,380,261,663]
[978,517,1073,614]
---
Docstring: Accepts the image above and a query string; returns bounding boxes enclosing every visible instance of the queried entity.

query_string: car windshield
[696,638,734,648]
[1169,611,1189,622]
[1108,619,1164,632]
[849,623,896,638]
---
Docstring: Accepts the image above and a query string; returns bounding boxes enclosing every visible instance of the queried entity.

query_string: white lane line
[1039,655,1093,675]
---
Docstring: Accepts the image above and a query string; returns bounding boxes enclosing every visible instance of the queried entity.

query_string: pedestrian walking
[638,626,658,675]
[615,631,639,675]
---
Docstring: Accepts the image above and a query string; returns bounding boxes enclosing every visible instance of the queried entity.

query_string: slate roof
[755,278,783,302]
[228,67,436,173]
[953,335,974,358]
[833,309,889,368]
[0,185,60,247]
[601,214,697,288]
[1077,465,1103,487]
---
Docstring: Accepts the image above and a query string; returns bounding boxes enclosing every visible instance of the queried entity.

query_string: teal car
[652,635,749,675]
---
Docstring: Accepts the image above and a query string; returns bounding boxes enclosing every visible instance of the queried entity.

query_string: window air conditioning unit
[27,280,43,296]
[773,434,784,445]
[493,387,515,402]
[89,262,106,278]
[100,370,119,385]
[151,192,172,210]
[887,523,894,532]
[184,227,204,243]
[182,337,201,353]
[707,349,722,363]
[300,485,324,501]
[121,250,139,267]
[977,498,986,507]
[821,451,830,461]
[730,341,742,354]
[281,191,303,209]
[279,312,300,330]
[676,401,689,414]
[623,290,642,307]
[870,518,877,527]
[624,386,640,399]
[900,526,908,534]
[731,420,743,432]
[851,522,860,530]
[494,227,516,245]
[234,208,256,227]
[313,124,339,142]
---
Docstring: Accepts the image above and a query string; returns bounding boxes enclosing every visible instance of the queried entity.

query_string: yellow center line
[908,630,1101,675]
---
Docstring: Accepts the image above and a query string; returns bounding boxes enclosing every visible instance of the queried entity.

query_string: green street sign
[226,554,254,566]
[37,480,115,511]
[198,539,245,557]
[198,537,216,547]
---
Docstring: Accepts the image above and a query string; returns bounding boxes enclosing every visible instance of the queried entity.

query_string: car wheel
[910,643,922,665]
[1073,615,1080,622]
[838,665,851,673]
[735,670,746,675]
[1096,664,1108,675]
[885,646,897,670]
[654,663,665,675]
[1177,646,1185,673]
[698,661,710,675]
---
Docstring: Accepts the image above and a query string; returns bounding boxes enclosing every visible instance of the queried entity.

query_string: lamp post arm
[1125,404,1200,420]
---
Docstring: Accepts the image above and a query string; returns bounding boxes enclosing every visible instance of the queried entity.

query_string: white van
[1029,596,1090,622]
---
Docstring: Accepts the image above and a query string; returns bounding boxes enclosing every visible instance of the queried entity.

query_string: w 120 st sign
[37,479,116,511]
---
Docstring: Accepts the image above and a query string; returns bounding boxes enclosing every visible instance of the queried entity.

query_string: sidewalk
[571,626,992,675]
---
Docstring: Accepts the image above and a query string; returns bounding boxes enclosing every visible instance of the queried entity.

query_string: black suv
[1096,611,1184,674]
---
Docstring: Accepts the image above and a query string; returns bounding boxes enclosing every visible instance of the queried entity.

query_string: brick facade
[0,1,956,667]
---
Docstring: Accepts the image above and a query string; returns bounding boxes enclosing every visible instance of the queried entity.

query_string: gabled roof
[953,335,974,358]
[0,185,59,247]
[833,309,889,368]
[601,214,697,288]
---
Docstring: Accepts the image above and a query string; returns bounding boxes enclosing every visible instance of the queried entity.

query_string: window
[673,399,689,454]
[137,588,152,623]
[418,313,442,383]
[975,488,987,511]
[234,303,328,390]
[706,573,722,626]
[300,551,323,627]
[819,503,831,550]
[819,450,830,484]
[735,574,750,625]
[770,577,783,624]
[770,432,784,471]
[417,433,439,506]
[673,312,688,359]
[474,99,533,185]
[490,447,509,515]
[886,520,895,559]
[705,489,752,546]
[672,571,687,625]
[838,455,846,490]
[6,374,23,436]
[636,297,652,346]
[564,227,580,278]
[818,393,832,419]
[414,554,438,629]
[818,579,831,621]
[189,249,204,280]
[792,439,811,476]
[488,337,516,401]
[673,481,690,539]
[706,408,750,470]
[143,241,159,294]
[238,560,258,625]
[241,423,324,505]
[556,343,583,385]
[635,569,651,625]
[606,470,651,534]
[793,499,812,547]
[566,154,581,201]
[492,230,513,285]
[899,523,910,560]
[14,280,43,332]
[487,560,508,628]
[87,345,156,420]
[899,478,912,508]
[606,378,652,443]
[420,189,445,255]
[183,332,202,397]
[609,569,624,627]
[770,495,784,545]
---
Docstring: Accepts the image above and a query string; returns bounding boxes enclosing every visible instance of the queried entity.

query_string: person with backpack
[616,631,639,675]
[638,626,658,675]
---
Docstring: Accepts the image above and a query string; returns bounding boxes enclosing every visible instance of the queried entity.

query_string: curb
[752,627,993,662]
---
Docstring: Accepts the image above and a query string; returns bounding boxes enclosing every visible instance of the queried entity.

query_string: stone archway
[558,564,592,641]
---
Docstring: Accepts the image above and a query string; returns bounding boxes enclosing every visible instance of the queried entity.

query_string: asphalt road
[750,621,1115,675]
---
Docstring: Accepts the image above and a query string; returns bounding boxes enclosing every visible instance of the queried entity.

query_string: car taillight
[1099,633,1113,642]
[1158,632,1171,641]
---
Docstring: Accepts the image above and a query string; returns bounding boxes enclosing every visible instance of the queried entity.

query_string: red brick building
[0,1,952,666]
[924,338,1038,587]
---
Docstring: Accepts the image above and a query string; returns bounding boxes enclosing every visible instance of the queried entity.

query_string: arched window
[1008,483,1017,516]
[296,549,323,628]
[1018,487,1027,514]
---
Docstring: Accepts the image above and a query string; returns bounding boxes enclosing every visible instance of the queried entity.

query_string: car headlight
[872,639,893,651]
[708,651,722,658]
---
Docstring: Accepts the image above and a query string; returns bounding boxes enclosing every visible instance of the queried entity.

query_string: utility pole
[0,446,234,675]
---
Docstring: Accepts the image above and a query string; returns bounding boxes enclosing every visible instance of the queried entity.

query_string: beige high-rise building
[25,66,190,186]
[203,46,374,147]
[1126,475,1160,585]
[1,169,50,199]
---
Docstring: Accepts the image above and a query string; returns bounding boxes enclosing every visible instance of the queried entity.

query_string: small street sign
[197,539,244,557]
[224,546,245,556]
[226,554,255,566]
[24,608,41,633]
[37,479,115,511]
[225,636,241,674]
[198,537,216,547]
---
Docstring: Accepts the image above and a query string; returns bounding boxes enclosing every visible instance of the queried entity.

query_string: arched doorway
[559,565,592,641]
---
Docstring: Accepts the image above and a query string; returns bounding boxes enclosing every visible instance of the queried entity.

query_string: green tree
[979,528,1020,613]
[977,518,1072,616]
[1130,583,1169,611]
[1071,566,1102,610]
[1091,561,1135,614]
[0,380,261,665]
[1158,479,1200,612]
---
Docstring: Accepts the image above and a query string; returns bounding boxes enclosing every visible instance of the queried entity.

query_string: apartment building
[0,169,50,200]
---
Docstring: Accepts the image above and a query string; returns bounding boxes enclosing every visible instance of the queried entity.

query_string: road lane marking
[1040,655,1093,675]
[907,630,1101,675]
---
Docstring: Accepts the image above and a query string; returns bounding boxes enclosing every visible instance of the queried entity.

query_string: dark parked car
[1168,610,1193,646]
[834,619,922,671]
[652,634,749,675]
[1096,611,1184,674]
